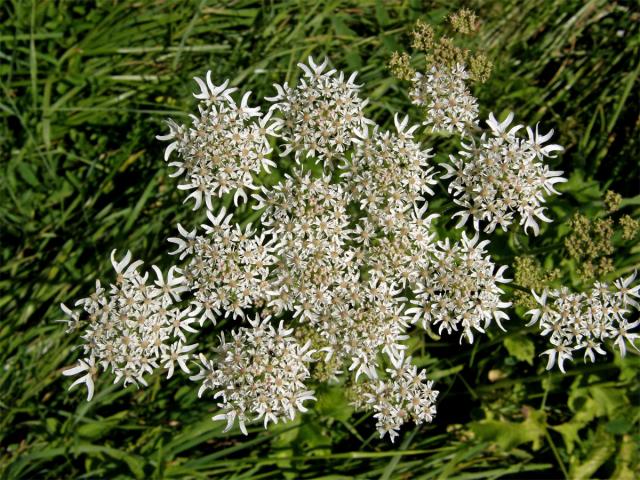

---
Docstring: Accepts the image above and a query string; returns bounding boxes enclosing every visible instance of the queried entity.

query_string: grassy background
[1,0,638,478]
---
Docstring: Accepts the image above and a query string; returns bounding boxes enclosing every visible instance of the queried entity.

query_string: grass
[1,0,638,478]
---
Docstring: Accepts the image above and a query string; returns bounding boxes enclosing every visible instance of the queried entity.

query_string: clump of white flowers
[407,233,512,344]
[169,208,277,321]
[190,315,316,435]
[410,63,479,135]
[526,272,640,372]
[442,112,566,235]
[341,114,437,227]
[266,56,372,168]
[61,52,637,443]
[156,75,278,209]
[397,21,567,236]
[61,250,197,400]
[352,354,438,442]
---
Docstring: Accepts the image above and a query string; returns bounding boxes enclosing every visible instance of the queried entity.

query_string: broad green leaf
[315,385,353,423]
[503,336,535,365]
[470,408,546,451]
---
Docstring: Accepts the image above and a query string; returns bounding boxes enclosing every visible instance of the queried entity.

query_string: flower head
[266,56,373,169]
[442,112,566,235]
[157,74,278,209]
[193,315,316,434]
[526,272,640,370]
[62,250,197,400]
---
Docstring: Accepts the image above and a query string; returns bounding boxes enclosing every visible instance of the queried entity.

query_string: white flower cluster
[252,168,414,382]
[442,113,566,235]
[408,233,511,344]
[352,354,438,442]
[526,272,640,372]
[61,251,197,400]
[253,169,354,319]
[410,64,479,135]
[156,75,278,209]
[63,56,575,442]
[341,114,437,227]
[190,315,316,434]
[267,57,372,168]
[168,208,277,321]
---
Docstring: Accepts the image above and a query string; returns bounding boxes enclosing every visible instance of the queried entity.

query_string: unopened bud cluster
[392,13,492,134]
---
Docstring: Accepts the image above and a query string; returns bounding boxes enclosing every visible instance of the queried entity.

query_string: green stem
[545,430,569,480]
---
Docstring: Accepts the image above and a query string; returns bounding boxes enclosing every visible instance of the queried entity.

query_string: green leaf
[76,411,128,441]
[605,417,632,435]
[568,426,616,480]
[503,336,535,365]
[588,385,627,417]
[297,420,331,457]
[331,16,356,38]
[553,384,630,453]
[315,385,353,423]
[470,408,546,451]
[17,162,40,188]
[270,416,301,449]
[375,0,391,27]
[552,421,583,455]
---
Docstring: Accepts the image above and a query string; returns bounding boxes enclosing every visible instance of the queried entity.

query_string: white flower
[63,357,98,401]
[195,315,316,434]
[152,265,186,304]
[61,252,199,399]
[612,319,640,358]
[442,113,566,235]
[111,249,143,283]
[341,116,437,228]
[526,123,563,159]
[410,64,479,135]
[527,274,640,371]
[193,74,237,102]
[540,338,573,373]
[161,342,198,379]
[167,224,197,260]
[614,271,640,309]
